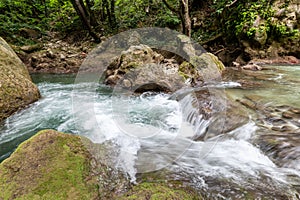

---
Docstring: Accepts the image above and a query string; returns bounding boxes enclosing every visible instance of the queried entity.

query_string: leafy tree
[162,0,193,37]
[69,0,100,42]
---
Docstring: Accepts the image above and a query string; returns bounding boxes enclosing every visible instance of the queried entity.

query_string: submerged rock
[0,37,40,121]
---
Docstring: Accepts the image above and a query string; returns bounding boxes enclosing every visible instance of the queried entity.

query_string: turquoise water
[0,68,299,198]
[225,65,300,107]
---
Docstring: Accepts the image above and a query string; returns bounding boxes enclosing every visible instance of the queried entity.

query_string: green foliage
[154,10,180,28]
[212,0,299,43]
[0,0,78,44]
[115,0,180,30]
[115,0,147,28]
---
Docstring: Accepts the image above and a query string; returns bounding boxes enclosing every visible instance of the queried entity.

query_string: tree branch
[162,0,178,14]
[226,0,238,8]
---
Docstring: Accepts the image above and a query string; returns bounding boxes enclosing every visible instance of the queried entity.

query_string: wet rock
[256,129,300,171]
[0,130,132,199]
[284,55,300,64]
[237,98,257,110]
[289,107,300,114]
[266,117,286,124]
[0,37,40,121]
[103,43,226,93]
[271,125,295,132]
[242,63,262,71]
[282,111,295,119]
[104,45,183,92]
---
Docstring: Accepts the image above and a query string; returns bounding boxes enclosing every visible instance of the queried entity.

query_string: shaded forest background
[1,0,299,65]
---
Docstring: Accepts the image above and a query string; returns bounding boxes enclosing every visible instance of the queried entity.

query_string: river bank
[9,30,299,74]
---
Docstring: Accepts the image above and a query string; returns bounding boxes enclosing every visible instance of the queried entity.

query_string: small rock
[232,61,240,67]
[60,54,66,61]
[61,47,67,51]
[106,69,114,76]
[281,125,295,131]
[81,46,88,53]
[271,126,284,131]
[105,75,121,85]
[282,111,294,119]
[289,107,300,114]
[271,125,294,132]
[122,79,131,88]
[46,50,56,59]
[30,56,38,63]
[237,98,256,110]
[66,60,77,66]
[20,44,42,53]
[284,56,299,64]
[242,64,262,71]
[67,54,78,58]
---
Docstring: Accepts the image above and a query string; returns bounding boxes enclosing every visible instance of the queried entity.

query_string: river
[0,65,299,199]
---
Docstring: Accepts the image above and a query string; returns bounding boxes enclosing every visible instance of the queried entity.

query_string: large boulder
[0,37,40,121]
[104,44,225,93]
[0,129,201,199]
[104,44,185,92]
[0,130,100,199]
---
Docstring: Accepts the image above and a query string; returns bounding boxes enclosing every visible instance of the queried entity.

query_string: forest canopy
[0,0,298,50]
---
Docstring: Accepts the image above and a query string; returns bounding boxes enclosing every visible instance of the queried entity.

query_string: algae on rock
[0,129,202,200]
[0,130,99,200]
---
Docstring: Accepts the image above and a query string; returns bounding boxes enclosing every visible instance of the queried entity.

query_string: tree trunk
[85,0,97,26]
[110,0,116,27]
[70,0,100,42]
[162,0,191,37]
[180,0,191,37]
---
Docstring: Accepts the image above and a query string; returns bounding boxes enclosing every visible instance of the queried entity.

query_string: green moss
[0,130,99,200]
[118,182,202,200]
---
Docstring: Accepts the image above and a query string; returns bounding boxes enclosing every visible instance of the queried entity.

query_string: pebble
[60,54,66,61]
[46,50,56,59]
[237,98,256,110]
[289,107,300,114]
[123,79,131,88]
[282,111,294,119]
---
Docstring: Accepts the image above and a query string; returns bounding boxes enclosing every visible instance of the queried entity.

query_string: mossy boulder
[0,37,40,121]
[0,130,100,200]
[118,182,202,200]
[104,44,225,92]
[0,129,204,200]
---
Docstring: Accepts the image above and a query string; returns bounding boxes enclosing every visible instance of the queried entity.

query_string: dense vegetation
[0,0,299,60]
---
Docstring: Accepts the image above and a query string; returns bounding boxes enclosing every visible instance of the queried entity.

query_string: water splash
[0,77,299,198]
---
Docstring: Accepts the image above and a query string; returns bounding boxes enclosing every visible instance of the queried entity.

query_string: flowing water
[0,66,300,199]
